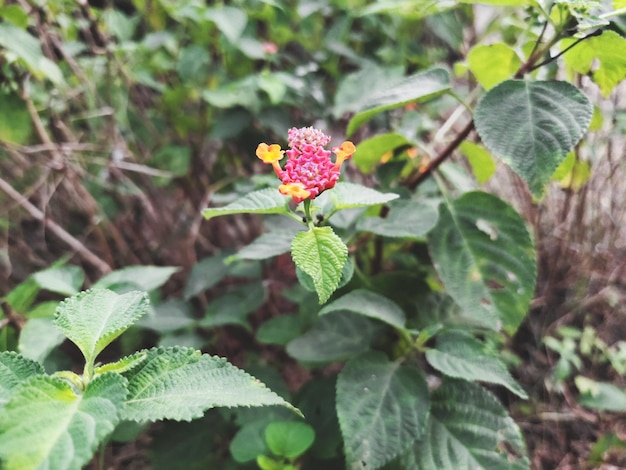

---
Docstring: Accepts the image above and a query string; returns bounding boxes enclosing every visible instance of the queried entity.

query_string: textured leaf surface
[54,289,150,365]
[474,79,592,195]
[347,67,450,136]
[562,31,626,97]
[337,352,430,470]
[0,351,44,405]
[400,379,529,469]
[319,289,406,329]
[202,188,290,221]
[468,43,521,90]
[287,313,381,363]
[356,200,438,238]
[291,227,347,304]
[316,182,399,213]
[0,373,127,470]
[427,192,536,334]
[426,331,527,398]
[122,347,297,422]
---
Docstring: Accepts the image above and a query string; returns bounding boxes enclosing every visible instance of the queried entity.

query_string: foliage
[2,0,626,468]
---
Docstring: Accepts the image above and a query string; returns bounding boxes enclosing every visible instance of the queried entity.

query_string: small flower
[258,127,356,203]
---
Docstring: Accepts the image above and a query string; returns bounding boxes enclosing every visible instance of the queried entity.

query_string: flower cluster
[256,127,356,203]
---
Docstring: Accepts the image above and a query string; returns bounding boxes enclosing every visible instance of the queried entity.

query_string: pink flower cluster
[256,127,356,204]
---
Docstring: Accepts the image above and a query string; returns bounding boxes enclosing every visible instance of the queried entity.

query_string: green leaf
[265,421,315,459]
[18,318,66,363]
[427,191,536,334]
[0,91,32,145]
[53,289,150,366]
[425,331,527,398]
[231,419,270,463]
[32,265,84,296]
[357,0,457,19]
[256,315,305,346]
[352,133,412,174]
[459,141,497,184]
[562,31,626,97]
[400,379,529,469]
[468,43,521,90]
[0,351,45,405]
[0,373,128,470]
[291,227,347,304]
[575,376,626,411]
[347,67,450,136]
[0,23,63,84]
[139,299,195,333]
[184,254,229,299]
[203,188,291,221]
[319,289,406,329]
[122,347,298,422]
[205,6,247,43]
[287,313,382,363]
[337,351,430,470]
[316,182,399,213]
[94,266,179,292]
[198,282,266,331]
[231,229,300,261]
[94,351,148,375]
[474,79,592,195]
[356,199,438,238]
[459,0,531,4]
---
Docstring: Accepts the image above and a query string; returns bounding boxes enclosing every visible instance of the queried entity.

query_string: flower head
[257,127,355,203]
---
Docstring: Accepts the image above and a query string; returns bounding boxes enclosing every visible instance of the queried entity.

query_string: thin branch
[0,176,112,275]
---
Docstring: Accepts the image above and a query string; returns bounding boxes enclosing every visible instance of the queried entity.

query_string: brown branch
[0,176,112,275]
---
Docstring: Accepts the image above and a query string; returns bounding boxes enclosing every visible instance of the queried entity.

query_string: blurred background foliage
[1,0,626,468]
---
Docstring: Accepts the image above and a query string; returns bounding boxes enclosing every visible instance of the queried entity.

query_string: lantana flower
[256,127,355,204]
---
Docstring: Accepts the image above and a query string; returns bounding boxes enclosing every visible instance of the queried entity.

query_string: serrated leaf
[427,192,536,334]
[356,199,438,238]
[122,347,297,422]
[287,312,382,363]
[0,373,127,470]
[459,141,497,184]
[337,351,430,470]
[53,289,150,366]
[562,31,626,97]
[94,265,179,292]
[347,67,450,136]
[291,227,347,304]
[316,182,399,214]
[425,331,527,398]
[468,43,521,90]
[203,188,291,221]
[400,379,529,469]
[352,133,412,174]
[0,351,45,405]
[319,289,406,329]
[18,318,66,363]
[95,351,148,375]
[474,79,592,195]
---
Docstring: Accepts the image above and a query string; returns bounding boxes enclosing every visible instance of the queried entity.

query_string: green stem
[303,199,314,228]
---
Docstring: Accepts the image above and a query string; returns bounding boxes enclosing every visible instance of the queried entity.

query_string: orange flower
[256,143,284,163]
[333,141,356,169]
[278,182,311,203]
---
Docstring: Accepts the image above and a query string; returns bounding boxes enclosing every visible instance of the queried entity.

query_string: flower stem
[303,199,314,228]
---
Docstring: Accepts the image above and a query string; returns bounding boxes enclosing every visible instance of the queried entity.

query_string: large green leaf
[337,352,430,470]
[427,191,536,334]
[356,200,438,238]
[400,379,529,469]
[0,373,127,470]
[122,347,297,422]
[474,79,592,196]
[286,313,382,363]
[53,289,150,366]
[203,188,291,221]
[291,227,347,304]
[425,331,527,398]
[0,351,44,405]
[32,265,84,296]
[562,31,626,97]
[319,289,406,329]
[316,182,399,213]
[347,67,450,137]
[467,43,521,90]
